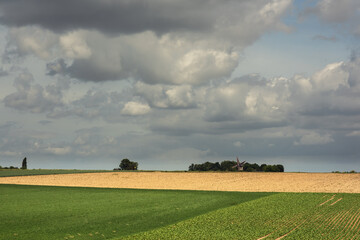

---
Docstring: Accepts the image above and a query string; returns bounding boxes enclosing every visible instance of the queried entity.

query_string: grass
[0,169,112,177]
[124,192,360,239]
[0,184,271,240]
[2,183,359,239]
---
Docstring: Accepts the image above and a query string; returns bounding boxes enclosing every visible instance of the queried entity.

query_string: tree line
[0,158,27,170]
[188,161,284,172]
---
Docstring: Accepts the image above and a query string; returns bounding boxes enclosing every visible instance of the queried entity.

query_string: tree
[244,163,260,172]
[188,161,284,172]
[264,165,282,172]
[188,164,195,171]
[220,160,237,171]
[276,164,284,172]
[188,162,222,171]
[21,157,27,170]
[213,162,221,171]
[205,161,221,171]
[119,159,138,170]
[260,164,267,172]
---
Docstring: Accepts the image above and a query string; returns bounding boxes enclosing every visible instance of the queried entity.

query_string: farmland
[125,192,360,239]
[0,184,271,240]
[1,171,360,193]
[1,171,360,239]
[0,169,112,177]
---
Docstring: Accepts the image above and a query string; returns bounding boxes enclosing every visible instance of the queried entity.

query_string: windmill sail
[233,157,246,171]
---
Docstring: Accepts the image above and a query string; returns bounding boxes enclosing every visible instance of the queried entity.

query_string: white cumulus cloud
[121,101,151,116]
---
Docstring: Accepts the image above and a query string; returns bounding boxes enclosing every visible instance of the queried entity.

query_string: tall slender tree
[21,157,27,169]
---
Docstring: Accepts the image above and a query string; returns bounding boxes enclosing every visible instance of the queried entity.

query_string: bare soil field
[1,172,360,193]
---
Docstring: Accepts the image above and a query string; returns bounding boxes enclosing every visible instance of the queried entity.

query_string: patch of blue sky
[233,0,350,79]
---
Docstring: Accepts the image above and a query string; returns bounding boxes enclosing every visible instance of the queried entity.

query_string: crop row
[125,193,360,239]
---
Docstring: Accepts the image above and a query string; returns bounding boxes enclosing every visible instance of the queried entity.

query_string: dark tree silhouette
[21,157,27,170]
[189,161,284,172]
[119,159,138,170]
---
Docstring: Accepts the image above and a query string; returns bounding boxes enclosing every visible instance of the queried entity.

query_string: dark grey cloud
[134,82,197,109]
[0,0,216,35]
[315,0,360,23]
[62,44,239,83]
[66,58,131,82]
[150,115,288,136]
[347,51,360,88]
[203,77,290,123]
[298,92,360,117]
[0,135,38,157]
[45,88,149,122]
[46,59,67,76]
[1,0,293,83]
[0,121,18,136]
[47,89,111,120]
[0,67,8,77]
[0,122,56,159]
[3,71,66,113]
[231,74,268,86]
[303,0,360,37]
[38,120,52,125]
[292,55,360,117]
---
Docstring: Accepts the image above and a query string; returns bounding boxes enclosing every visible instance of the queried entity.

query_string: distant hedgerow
[188,161,284,172]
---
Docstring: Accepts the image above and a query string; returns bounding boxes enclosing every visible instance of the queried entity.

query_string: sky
[0,0,359,172]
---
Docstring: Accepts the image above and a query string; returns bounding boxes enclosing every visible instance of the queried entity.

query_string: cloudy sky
[0,0,359,172]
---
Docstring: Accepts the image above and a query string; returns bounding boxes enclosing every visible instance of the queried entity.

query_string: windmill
[233,157,246,171]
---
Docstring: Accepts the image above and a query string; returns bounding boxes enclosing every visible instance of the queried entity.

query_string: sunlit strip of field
[124,193,360,239]
[2,172,360,193]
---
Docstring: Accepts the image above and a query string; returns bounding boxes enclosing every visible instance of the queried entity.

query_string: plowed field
[1,172,360,193]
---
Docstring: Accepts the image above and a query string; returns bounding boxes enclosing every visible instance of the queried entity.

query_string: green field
[125,192,360,239]
[0,184,271,240]
[1,184,360,239]
[0,169,112,177]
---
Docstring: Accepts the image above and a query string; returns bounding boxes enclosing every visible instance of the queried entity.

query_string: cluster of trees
[188,161,284,172]
[0,166,19,169]
[0,157,27,170]
[332,170,357,173]
[114,159,138,170]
